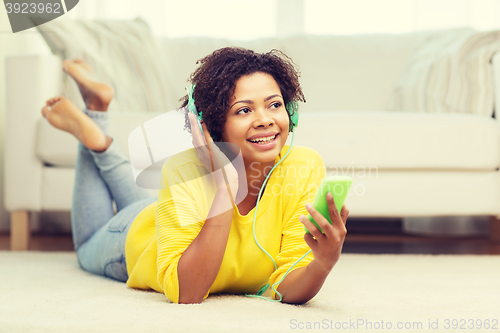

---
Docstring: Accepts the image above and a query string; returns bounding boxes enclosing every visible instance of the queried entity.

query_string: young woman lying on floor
[41,47,349,304]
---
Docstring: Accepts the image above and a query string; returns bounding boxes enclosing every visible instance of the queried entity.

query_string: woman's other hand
[299,193,349,273]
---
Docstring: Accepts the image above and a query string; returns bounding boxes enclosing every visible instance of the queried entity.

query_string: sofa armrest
[4,54,62,212]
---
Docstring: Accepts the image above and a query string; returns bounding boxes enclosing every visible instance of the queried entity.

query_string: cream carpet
[1,252,499,333]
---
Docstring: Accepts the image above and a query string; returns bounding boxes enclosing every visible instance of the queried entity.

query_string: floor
[1,219,500,254]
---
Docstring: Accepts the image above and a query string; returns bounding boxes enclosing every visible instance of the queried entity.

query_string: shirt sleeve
[268,150,326,300]
[155,159,213,304]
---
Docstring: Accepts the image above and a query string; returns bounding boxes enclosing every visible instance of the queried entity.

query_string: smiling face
[221,72,290,165]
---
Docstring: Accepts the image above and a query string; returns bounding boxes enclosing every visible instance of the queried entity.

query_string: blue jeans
[71,109,157,282]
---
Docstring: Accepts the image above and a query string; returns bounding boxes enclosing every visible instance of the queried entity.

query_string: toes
[53,97,64,106]
[74,58,83,63]
[41,106,51,117]
[46,96,63,106]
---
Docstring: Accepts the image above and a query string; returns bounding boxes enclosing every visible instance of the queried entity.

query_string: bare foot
[63,59,114,112]
[41,96,112,152]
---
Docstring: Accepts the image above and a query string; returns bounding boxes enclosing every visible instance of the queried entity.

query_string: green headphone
[187,84,299,140]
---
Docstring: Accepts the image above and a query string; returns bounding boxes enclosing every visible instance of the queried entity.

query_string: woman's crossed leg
[41,59,156,282]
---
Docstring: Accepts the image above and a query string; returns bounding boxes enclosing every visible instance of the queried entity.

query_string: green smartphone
[304,176,353,234]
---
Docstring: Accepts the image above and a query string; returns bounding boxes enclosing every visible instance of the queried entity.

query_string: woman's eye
[270,102,282,109]
[237,107,251,115]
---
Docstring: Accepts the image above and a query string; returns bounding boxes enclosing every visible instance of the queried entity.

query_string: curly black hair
[180,47,305,142]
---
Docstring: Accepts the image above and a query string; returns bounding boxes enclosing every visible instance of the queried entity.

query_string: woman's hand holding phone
[299,193,349,273]
[188,113,239,194]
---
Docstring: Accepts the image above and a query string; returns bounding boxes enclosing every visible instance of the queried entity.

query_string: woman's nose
[254,108,274,127]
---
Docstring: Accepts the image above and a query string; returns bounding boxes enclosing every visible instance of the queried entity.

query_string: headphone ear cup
[286,101,299,131]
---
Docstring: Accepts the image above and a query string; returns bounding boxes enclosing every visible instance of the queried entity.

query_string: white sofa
[5,29,500,250]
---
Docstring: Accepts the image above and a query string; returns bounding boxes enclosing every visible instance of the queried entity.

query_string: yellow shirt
[125,145,325,303]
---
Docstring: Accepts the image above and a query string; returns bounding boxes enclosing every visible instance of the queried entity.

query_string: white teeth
[250,134,277,143]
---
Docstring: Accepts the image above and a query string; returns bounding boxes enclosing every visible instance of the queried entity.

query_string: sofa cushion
[348,170,500,217]
[291,111,500,170]
[280,34,428,113]
[37,111,500,171]
[35,17,176,113]
[391,28,499,116]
